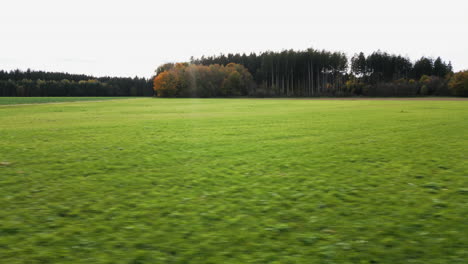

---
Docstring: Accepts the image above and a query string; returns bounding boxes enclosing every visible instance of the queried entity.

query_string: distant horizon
[2,0,467,78]
[0,47,463,79]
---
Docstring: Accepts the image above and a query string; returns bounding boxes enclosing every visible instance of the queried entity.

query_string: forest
[0,69,153,97]
[186,49,457,97]
[153,63,254,97]
[1,48,467,97]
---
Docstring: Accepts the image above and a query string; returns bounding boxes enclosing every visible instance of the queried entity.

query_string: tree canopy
[1,48,463,98]
[0,69,153,97]
[155,48,457,97]
[153,63,254,97]
[448,70,468,97]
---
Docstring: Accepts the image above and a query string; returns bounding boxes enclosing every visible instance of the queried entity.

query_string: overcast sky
[1,0,467,78]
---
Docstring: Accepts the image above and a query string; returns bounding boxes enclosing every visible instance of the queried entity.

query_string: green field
[0,98,467,263]
[0,97,134,105]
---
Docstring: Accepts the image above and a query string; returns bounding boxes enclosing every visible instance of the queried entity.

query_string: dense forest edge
[2,48,468,97]
[0,70,153,97]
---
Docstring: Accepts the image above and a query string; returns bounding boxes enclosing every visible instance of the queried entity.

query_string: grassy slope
[0,97,135,105]
[0,98,467,263]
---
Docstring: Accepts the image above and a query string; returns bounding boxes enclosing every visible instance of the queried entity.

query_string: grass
[0,97,134,105]
[0,98,467,263]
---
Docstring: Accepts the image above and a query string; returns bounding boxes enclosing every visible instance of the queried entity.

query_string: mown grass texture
[0,97,133,105]
[0,98,467,263]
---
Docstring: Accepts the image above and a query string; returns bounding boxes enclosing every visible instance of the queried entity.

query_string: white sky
[1,0,467,78]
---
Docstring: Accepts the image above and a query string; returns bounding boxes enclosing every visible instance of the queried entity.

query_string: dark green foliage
[349,52,453,96]
[419,75,450,95]
[345,79,366,95]
[191,48,349,97]
[412,57,434,79]
[367,80,420,97]
[448,70,468,96]
[0,69,153,97]
[433,57,452,78]
[187,48,454,97]
[0,49,457,98]
[362,51,413,82]
[351,52,367,77]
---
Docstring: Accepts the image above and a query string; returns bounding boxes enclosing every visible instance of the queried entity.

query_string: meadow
[0,98,467,263]
[0,97,133,105]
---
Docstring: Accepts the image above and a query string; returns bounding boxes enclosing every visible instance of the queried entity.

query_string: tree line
[184,49,458,97]
[190,49,348,97]
[348,51,454,96]
[1,48,466,98]
[0,69,153,97]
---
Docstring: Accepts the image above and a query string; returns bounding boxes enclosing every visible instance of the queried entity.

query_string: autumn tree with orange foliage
[153,71,178,97]
[153,63,254,97]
